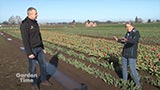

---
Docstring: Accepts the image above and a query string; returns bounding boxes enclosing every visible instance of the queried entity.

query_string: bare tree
[8,15,16,25]
[15,16,22,24]
[8,15,22,25]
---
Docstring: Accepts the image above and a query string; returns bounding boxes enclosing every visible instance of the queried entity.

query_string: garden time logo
[16,73,37,83]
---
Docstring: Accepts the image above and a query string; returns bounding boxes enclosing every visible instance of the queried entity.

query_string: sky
[0,0,160,23]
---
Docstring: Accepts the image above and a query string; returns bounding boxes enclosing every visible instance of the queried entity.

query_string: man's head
[27,7,38,20]
[125,22,134,32]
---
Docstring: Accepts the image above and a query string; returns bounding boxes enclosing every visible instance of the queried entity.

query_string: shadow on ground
[37,53,88,90]
[103,53,135,81]
[37,53,59,89]
[103,53,123,78]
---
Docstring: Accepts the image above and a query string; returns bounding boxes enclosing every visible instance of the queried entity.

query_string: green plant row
[57,53,136,89]
[45,46,160,89]
[43,41,115,70]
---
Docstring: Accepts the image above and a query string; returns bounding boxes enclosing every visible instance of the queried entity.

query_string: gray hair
[125,22,134,27]
[27,7,37,15]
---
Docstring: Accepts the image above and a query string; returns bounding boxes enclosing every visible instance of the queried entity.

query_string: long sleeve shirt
[118,28,140,58]
[20,17,44,56]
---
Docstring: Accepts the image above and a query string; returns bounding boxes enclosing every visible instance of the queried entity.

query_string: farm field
[0,23,160,90]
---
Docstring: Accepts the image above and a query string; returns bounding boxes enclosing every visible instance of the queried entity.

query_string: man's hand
[121,37,127,42]
[43,49,46,54]
[113,36,118,41]
[28,54,35,59]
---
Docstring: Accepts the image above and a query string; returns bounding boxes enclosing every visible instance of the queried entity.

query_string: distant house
[85,21,97,27]
[85,22,91,27]
[92,22,97,27]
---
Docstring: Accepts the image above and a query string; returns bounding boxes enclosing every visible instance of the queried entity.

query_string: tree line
[1,15,22,25]
[1,16,160,25]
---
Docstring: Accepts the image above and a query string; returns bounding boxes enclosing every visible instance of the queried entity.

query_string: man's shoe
[32,85,39,90]
[41,80,51,86]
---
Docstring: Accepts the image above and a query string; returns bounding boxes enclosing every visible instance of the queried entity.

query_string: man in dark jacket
[113,22,141,88]
[20,7,50,90]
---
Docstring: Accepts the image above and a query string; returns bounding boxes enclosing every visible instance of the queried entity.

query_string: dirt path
[0,34,62,90]
[0,34,31,90]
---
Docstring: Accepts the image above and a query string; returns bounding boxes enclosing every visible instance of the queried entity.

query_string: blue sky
[0,0,160,23]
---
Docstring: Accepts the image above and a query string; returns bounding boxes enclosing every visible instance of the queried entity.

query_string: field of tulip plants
[1,23,160,89]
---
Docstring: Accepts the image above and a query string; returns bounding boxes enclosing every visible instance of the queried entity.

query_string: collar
[26,17,37,23]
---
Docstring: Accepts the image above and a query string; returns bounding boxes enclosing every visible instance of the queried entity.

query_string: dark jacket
[118,28,140,59]
[20,17,44,56]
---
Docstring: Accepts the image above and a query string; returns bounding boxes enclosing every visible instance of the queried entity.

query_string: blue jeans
[122,57,140,85]
[28,47,47,85]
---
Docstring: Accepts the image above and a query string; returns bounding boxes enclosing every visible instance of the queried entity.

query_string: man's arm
[125,31,140,44]
[20,23,33,57]
[113,36,125,44]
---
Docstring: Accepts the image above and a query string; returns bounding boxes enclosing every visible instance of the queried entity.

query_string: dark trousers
[28,47,47,85]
